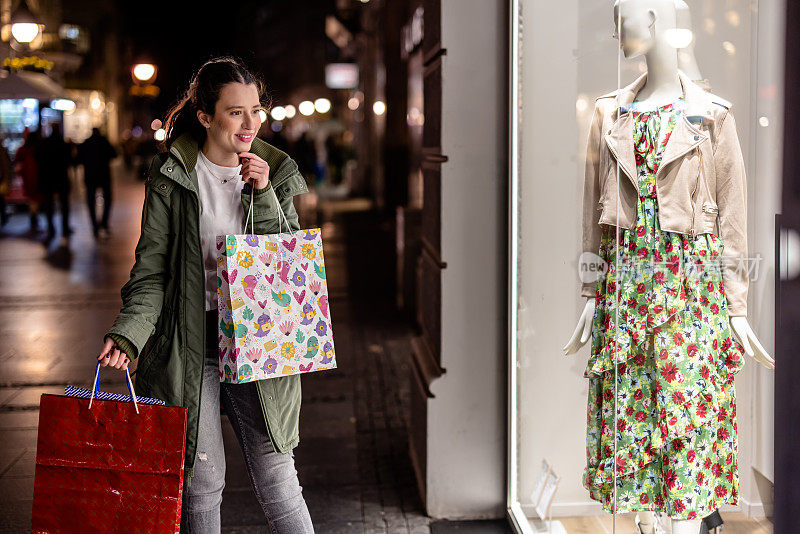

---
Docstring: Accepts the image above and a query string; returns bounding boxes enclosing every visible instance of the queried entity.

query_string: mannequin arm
[730,316,775,369]
[563,298,595,356]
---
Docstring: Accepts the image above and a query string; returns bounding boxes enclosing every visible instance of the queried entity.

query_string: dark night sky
[116,0,337,115]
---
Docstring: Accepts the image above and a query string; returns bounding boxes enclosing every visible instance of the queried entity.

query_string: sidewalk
[0,168,429,533]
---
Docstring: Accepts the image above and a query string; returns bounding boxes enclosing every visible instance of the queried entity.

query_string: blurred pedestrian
[37,123,73,244]
[98,56,314,533]
[325,132,355,186]
[0,138,11,226]
[293,131,317,183]
[121,136,136,170]
[78,127,117,239]
[14,128,43,232]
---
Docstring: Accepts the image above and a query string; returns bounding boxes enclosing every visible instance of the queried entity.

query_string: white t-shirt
[196,151,245,311]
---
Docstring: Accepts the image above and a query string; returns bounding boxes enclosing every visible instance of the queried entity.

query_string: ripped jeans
[179,309,314,533]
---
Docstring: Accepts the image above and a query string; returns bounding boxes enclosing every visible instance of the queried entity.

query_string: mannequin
[563,1,774,533]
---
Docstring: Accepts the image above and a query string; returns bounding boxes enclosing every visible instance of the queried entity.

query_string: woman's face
[198,82,263,155]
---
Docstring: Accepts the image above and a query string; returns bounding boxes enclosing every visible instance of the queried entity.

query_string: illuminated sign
[325,64,359,89]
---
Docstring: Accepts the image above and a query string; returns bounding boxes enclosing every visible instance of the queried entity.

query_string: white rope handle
[89,361,139,414]
[242,181,296,236]
[271,187,291,234]
[244,185,255,234]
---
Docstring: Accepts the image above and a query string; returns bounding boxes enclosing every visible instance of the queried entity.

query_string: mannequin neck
[635,40,682,106]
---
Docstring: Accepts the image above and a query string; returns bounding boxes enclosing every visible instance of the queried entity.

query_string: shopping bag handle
[88,361,140,414]
[242,184,297,236]
[245,186,255,234]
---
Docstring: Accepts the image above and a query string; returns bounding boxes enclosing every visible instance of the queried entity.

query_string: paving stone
[221,487,267,528]
[2,448,36,478]
[313,520,367,533]
[222,527,269,534]
[0,388,22,405]
[0,476,35,499]
[0,411,39,430]
[304,486,363,523]
[0,500,32,532]
[0,428,38,450]
[0,386,65,408]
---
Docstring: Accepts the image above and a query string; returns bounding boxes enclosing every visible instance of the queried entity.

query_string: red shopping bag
[31,362,187,533]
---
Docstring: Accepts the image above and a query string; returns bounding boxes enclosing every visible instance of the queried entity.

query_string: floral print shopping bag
[216,188,336,383]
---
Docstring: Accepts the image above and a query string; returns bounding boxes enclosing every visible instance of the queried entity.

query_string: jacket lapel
[656,72,710,175]
[603,73,647,189]
[604,112,637,189]
[603,70,710,185]
[656,116,705,176]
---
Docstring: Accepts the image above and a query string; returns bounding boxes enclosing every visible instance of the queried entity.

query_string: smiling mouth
[235,133,254,142]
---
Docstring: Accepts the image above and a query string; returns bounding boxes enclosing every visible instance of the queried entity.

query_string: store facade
[507,0,782,531]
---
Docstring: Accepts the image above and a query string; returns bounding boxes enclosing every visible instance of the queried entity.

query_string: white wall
[426,0,508,520]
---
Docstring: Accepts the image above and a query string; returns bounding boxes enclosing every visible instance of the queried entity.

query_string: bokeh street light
[132,63,157,83]
[90,94,105,112]
[270,106,287,121]
[50,99,76,112]
[10,0,42,43]
[284,105,296,119]
[299,100,315,116]
[314,98,331,114]
[11,23,38,43]
[373,100,386,116]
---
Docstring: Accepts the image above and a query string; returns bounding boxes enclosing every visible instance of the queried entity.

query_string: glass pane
[510,0,780,532]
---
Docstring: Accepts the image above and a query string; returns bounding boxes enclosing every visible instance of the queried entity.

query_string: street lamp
[10,0,43,44]
[132,63,157,84]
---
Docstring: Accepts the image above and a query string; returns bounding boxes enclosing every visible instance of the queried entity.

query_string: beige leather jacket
[582,71,749,316]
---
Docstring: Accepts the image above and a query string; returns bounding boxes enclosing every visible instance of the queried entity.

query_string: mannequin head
[613,0,678,58]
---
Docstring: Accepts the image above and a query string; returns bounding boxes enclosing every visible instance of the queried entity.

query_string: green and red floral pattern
[583,98,744,519]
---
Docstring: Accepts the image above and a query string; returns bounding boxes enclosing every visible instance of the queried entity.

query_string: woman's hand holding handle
[98,336,130,371]
[238,152,270,189]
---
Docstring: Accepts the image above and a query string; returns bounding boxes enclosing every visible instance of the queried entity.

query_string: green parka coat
[104,132,309,487]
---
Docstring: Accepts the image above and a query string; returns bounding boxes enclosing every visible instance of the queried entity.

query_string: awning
[0,70,66,100]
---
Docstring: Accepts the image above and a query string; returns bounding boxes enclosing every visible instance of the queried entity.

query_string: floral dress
[583,97,745,519]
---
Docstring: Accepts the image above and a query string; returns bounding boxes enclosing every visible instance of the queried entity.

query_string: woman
[97,57,314,533]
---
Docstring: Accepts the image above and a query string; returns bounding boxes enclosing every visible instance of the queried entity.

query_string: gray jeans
[179,310,314,533]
